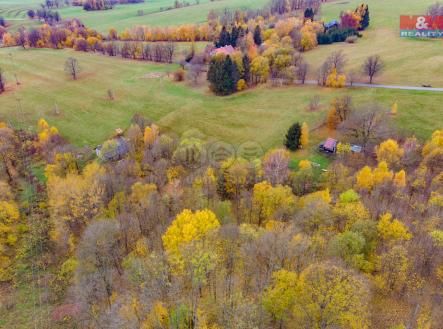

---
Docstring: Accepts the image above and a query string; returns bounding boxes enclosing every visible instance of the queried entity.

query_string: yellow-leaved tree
[391,101,398,115]
[0,181,21,281]
[293,263,370,329]
[162,209,220,273]
[262,269,298,327]
[47,161,105,252]
[252,181,296,226]
[375,139,404,166]
[300,122,309,148]
[355,166,374,191]
[377,212,412,244]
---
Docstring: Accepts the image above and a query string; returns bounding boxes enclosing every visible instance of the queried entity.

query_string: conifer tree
[242,54,251,84]
[285,122,302,151]
[253,25,262,46]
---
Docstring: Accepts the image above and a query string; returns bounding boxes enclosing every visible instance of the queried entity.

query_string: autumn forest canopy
[0,0,442,328]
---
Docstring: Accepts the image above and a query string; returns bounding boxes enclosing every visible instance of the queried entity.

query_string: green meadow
[0,47,441,151]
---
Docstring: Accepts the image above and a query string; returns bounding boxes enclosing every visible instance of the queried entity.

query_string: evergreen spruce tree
[304,7,314,20]
[242,54,251,84]
[221,55,237,95]
[253,25,262,46]
[361,6,370,30]
[231,26,239,47]
[285,122,302,151]
[216,26,231,47]
[207,56,238,95]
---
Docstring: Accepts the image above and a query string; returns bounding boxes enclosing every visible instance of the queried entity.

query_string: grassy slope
[0,0,41,32]
[0,48,441,150]
[58,0,269,33]
[304,0,443,86]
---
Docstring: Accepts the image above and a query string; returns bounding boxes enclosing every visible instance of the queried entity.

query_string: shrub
[173,69,185,82]
[237,79,246,91]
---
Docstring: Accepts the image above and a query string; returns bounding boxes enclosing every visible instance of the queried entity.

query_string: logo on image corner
[416,16,429,30]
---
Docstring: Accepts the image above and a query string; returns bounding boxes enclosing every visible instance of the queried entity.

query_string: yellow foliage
[0,198,20,281]
[252,181,296,225]
[237,79,247,91]
[376,139,404,165]
[300,122,309,148]
[355,166,374,191]
[38,118,49,131]
[300,188,331,207]
[377,212,412,243]
[373,161,393,186]
[162,209,220,269]
[37,118,59,145]
[391,101,398,115]
[337,142,352,154]
[393,170,406,188]
[422,130,443,156]
[298,159,311,170]
[2,33,16,47]
[142,301,169,329]
[326,68,346,88]
[144,124,159,146]
[167,165,186,182]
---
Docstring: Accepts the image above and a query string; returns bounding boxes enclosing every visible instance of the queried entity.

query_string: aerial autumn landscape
[0,0,442,328]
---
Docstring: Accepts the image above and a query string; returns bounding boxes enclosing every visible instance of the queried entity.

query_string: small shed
[324,20,339,30]
[96,136,129,161]
[319,138,338,153]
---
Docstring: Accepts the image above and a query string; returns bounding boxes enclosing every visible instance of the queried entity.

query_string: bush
[237,79,246,91]
[173,69,185,82]
[318,27,359,45]
[345,35,358,43]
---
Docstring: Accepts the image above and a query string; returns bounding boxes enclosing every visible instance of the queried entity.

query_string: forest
[0,115,442,328]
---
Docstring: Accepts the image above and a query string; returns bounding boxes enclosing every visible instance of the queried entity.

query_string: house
[96,136,129,161]
[210,45,235,57]
[324,20,339,30]
[351,145,362,153]
[319,138,338,153]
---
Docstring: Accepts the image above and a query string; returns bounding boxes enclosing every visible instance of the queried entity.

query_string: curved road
[303,80,443,92]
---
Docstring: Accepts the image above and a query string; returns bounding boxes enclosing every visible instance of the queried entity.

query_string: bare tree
[327,50,347,73]
[317,51,347,85]
[427,2,443,15]
[347,70,359,86]
[0,68,5,93]
[296,61,309,84]
[64,57,80,80]
[338,104,392,147]
[362,55,384,84]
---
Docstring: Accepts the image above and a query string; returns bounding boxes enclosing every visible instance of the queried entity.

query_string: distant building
[96,136,129,161]
[319,138,338,153]
[324,20,339,30]
[210,45,235,57]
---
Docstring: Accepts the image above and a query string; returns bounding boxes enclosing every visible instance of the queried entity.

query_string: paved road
[302,80,443,92]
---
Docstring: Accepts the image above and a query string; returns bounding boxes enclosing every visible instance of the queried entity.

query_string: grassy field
[0,0,40,32]
[0,48,441,152]
[57,0,269,33]
[304,0,443,87]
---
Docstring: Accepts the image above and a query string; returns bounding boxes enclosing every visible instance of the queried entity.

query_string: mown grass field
[57,0,269,33]
[0,48,441,152]
[0,0,40,32]
[304,0,443,87]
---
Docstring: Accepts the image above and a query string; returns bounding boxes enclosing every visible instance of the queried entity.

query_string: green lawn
[0,48,441,152]
[304,0,443,87]
[57,0,269,33]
